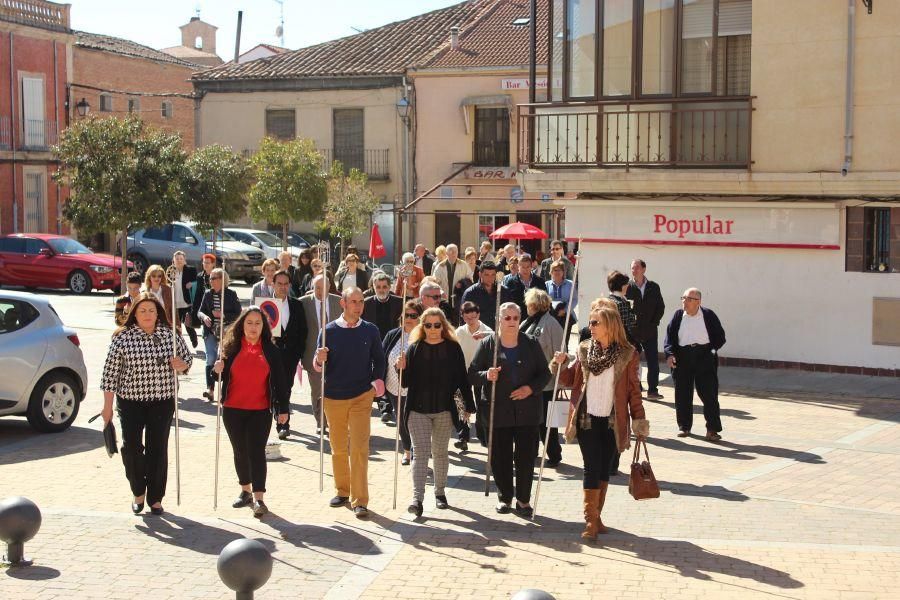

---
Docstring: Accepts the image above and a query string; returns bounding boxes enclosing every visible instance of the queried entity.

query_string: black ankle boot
[232,490,253,508]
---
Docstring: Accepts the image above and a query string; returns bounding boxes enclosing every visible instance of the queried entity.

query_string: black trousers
[490,424,539,504]
[576,415,615,489]
[386,392,411,451]
[117,398,175,505]
[673,345,722,433]
[274,348,299,433]
[537,390,562,463]
[177,307,198,347]
[473,387,488,446]
[223,407,272,492]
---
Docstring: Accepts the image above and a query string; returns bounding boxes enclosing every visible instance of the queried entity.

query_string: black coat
[191,269,211,323]
[363,294,403,339]
[219,338,291,415]
[664,307,726,356]
[420,254,435,275]
[503,273,546,311]
[177,265,198,325]
[626,279,666,342]
[274,296,307,367]
[468,332,550,428]
[198,288,242,337]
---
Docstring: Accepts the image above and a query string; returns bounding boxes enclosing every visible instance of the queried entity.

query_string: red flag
[369,223,387,260]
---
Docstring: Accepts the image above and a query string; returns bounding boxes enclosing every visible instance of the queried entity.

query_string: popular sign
[565,204,841,250]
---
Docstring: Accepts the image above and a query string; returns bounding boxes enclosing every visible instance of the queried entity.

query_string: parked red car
[0,234,130,294]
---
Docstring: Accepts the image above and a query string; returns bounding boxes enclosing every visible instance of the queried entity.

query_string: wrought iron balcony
[0,116,10,150]
[320,148,390,180]
[517,97,753,171]
[21,118,58,151]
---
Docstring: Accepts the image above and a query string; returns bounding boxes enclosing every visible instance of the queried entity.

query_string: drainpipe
[841,0,855,177]
[54,41,61,234]
[9,32,17,233]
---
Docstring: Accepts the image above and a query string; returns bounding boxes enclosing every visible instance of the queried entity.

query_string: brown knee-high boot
[581,489,600,540]
[596,481,609,534]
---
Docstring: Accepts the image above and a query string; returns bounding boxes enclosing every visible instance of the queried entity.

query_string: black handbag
[88,413,119,458]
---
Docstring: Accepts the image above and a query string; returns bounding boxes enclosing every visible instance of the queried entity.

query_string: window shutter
[265,109,296,140]
[718,0,752,37]
[681,0,713,39]
[333,109,364,172]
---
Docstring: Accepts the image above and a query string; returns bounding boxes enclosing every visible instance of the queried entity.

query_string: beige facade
[409,69,560,257]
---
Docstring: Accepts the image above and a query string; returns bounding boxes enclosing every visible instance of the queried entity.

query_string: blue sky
[69,0,463,55]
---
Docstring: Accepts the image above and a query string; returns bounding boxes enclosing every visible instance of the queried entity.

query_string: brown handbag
[628,438,660,500]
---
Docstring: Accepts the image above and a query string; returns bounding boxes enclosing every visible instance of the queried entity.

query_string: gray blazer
[299,293,342,370]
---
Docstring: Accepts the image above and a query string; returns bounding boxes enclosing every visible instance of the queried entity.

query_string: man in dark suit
[626,259,666,400]
[362,271,403,339]
[300,275,343,432]
[414,243,434,275]
[272,270,308,439]
[502,253,545,313]
[664,288,726,442]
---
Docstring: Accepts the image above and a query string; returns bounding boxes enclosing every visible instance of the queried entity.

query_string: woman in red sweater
[214,307,291,518]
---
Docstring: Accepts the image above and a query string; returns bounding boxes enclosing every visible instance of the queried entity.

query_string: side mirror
[39,247,53,257]
[185,236,197,245]
[251,241,262,248]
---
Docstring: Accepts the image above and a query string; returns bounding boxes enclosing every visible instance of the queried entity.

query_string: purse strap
[632,437,650,463]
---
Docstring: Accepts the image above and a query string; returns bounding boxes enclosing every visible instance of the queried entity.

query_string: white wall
[567,205,900,370]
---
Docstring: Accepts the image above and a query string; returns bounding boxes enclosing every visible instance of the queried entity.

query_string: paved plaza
[2,286,899,599]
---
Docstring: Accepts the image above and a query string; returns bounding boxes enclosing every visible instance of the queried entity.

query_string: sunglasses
[423,294,441,300]
[423,322,443,330]
[502,315,520,322]
[404,313,420,320]
[588,320,602,328]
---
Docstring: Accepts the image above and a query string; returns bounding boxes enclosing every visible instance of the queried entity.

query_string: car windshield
[47,238,93,255]
[202,230,237,242]
[253,232,284,247]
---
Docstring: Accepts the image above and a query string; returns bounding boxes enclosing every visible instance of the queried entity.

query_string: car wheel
[244,275,261,285]
[26,372,80,433]
[128,253,149,275]
[67,269,92,294]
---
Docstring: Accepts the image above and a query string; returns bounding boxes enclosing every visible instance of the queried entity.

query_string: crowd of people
[102,239,726,540]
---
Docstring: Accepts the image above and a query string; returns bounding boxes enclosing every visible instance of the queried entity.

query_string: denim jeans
[204,333,219,389]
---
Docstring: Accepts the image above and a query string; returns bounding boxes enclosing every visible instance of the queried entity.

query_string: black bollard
[0,496,42,567]
[511,590,557,600]
[217,538,273,600]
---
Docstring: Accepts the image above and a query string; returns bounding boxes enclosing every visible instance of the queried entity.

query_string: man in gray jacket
[300,275,342,432]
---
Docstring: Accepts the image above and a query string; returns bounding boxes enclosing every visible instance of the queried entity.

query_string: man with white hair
[300,274,342,432]
[664,288,726,442]
[419,281,454,323]
[433,243,473,324]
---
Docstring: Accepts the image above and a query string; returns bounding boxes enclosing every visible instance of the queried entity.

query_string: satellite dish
[275,25,283,38]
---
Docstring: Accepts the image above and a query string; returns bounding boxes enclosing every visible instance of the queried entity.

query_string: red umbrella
[489,221,548,240]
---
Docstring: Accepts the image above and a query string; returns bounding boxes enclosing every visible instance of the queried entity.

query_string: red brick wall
[72,47,196,148]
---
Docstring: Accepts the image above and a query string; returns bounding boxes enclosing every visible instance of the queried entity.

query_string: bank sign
[566,205,840,250]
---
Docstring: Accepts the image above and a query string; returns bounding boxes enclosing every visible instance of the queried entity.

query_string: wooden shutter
[22,77,44,147]
[333,109,364,172]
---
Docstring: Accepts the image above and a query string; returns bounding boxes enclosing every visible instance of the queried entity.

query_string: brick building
[72,31,199,149]
[0,0,72,235]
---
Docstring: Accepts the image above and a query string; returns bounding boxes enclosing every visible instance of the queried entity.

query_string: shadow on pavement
[605,532,804,590]
[657,481,750,501]
[646,397,757,421]
[0,424,101,465]
[648,437,825,464]
[3,565,62,580]
[135,513,275,556]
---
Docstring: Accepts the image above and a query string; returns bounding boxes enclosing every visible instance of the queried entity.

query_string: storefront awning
[459,94,513,134]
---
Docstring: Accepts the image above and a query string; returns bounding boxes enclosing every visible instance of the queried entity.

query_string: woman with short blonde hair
[396,307,474,517]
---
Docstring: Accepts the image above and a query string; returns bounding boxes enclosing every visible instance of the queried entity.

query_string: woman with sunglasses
[299,258,336,297]
[396,307,474,517]
[142,264,178,333]
[469,302,550,517]
[213,307,291,518]
[100,294,193,516]
[552,306,648,541]
[381,299,421,464]
[197,268,242,400]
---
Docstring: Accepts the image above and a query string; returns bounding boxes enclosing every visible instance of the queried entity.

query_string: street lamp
[395,97,410,123]
[75,98,90,117]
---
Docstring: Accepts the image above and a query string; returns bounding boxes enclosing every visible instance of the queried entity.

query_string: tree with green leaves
[55,115,187,290]
[182,144,253,253]
[324,162,380,259]
[248,137,327,250]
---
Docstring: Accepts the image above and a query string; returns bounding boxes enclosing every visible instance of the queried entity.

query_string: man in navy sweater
[315,286,386,518]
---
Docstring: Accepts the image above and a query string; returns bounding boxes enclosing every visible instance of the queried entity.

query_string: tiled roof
[192,1,481,81]
[75,31,200,69]
[419,0,548,69]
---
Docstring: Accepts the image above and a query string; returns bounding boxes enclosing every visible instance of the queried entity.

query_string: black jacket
[274,296,307,366]
[176,265,197,325]
[460,282,513,329]
[191,270,211,322]
[419,254,434,275]
[219,338,291,415]
[363,294,403,339]
[336,267,370,293]
[198,288,242,337]
[626,279,665,342]
[403,339,475,419]
[468,332,550,428]
[503,272,546,311]
[664,307,726,356]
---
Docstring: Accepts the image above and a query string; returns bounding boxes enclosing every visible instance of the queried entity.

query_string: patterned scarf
[586,340,622,376]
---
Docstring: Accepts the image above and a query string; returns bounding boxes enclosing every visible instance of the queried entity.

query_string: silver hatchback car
[0,290,87,432]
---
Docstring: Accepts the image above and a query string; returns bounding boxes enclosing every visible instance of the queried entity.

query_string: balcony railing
[517,97,753,171]
[473,140,510,167]
[0,116,10,150]
[21,118,58,151]
[0,0,70,32]
[320,148,390,180]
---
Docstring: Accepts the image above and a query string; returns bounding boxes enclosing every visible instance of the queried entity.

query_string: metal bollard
[0,496,42,567]
[217,538,273,600]
[511,590,557,600]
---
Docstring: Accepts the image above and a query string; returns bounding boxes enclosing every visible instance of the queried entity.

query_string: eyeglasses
[404,313,420,320]
[502,315,520,322]
[681,296,700,302]
[588,320,602,328]
[423,322,442,330]
[423,294,441,300]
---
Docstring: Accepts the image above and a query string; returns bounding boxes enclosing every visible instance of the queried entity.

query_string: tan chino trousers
[324,389,374,508]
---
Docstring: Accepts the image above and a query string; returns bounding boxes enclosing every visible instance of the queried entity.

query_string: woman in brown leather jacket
[552,306,649,541]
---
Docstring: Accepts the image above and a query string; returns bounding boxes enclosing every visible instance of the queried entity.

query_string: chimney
[450,26,460,50]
